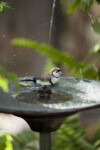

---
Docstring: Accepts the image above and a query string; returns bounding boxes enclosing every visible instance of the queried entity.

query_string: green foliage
[12,130,38,150]
[0,130,38,150]
[43,58,56,74]
[0,132,13,150]
[92,17,100,35]
[0,116,100,150]
[66,0,93,13]
[12,38,99,79]
[11,38,79,70]
[0,2,14,13]
[92,123,100,150]
[93,124,100,142]
[89,42,100,54]
[0,76,9,92]
[0,65,17,81]
[63,0,100,14]
[53,114,94,150]
[80,0,93,12]
[67,0,81,14]
[0,65,19,92]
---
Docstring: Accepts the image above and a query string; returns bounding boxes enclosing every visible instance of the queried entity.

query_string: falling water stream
[48,0,56,46]
[45,0,56,81]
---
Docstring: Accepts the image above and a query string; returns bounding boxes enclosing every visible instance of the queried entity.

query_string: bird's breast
[36,79,51,86]
[51,77,60,84]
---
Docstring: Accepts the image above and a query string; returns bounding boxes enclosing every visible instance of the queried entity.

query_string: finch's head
[50,68,62,78]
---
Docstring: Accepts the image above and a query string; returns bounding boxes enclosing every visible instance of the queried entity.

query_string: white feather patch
[36,79,51,86]
[51,77,60,84]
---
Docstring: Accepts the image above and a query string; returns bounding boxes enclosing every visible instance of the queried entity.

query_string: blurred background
[1,0,100,77]
[1,0,100,148]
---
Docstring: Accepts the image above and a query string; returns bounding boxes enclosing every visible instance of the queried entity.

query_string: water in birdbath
[9,77,100,111]
[11,77,72,105]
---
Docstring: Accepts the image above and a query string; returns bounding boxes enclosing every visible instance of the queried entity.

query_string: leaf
[11,38,79,71]
[93,140,100,149]
[89,42,100,54]
[0,132,13,150]
[1,2,14,9]
[0,2,14,13]
[93,124,100,142]
[0,65,17,81]
[0,132,6,150]
[67,0,81,13]
[12,130,37,150]
[0,65,19,92]
[80,0,93,11]
[53,114,94,150]
[92,17,100,34]
[12,38,99,79]
[0,5,4,13]
[5,134,13,150]
[0,76,9,92]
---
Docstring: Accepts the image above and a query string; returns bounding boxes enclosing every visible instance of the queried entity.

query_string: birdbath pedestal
[0,77,100,150]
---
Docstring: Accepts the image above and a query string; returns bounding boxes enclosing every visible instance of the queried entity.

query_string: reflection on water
[16,89,72,104]
[10,77,100,110]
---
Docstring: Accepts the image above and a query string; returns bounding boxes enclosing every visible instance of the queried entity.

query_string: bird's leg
[37,86,52,101]
[21,79,33,81]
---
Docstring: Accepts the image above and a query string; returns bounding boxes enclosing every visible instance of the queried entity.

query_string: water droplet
[3,35,5,38]
[48,0,56,46]
[91,26,94,33]
[13,54,16,57]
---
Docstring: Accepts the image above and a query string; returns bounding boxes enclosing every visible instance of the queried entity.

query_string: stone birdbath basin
[0,76,100,150]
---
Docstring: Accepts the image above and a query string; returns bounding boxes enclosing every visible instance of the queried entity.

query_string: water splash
[2,34,5,38]
[48,0,56,46]
[87,12,94,24]
[79,68,83,79]
[87,12,94,33]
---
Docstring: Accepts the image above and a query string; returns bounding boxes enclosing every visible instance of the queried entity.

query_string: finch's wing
[41,73,51,81]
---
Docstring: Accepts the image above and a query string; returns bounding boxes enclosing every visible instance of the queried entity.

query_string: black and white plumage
[21,68,62,87]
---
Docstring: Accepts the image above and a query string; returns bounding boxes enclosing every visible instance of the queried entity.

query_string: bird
[21,68,62,87]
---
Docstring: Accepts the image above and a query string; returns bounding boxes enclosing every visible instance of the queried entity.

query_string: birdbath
[0,76,100,150]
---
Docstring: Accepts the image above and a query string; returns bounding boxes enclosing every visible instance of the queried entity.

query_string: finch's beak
[59,71,62,75]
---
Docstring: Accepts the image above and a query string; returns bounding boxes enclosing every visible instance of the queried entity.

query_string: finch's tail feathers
[21,77,36,83]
